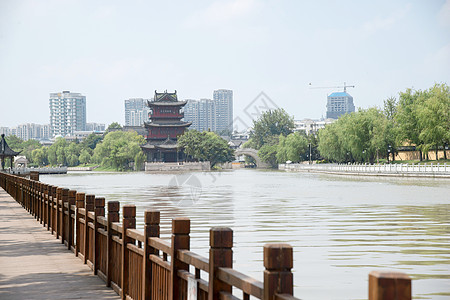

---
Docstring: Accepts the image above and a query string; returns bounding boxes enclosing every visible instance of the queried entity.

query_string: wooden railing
[0,171,412,300]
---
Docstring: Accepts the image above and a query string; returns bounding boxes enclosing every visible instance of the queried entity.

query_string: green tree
[4,135,23,152]
[48,138,68,166]
[82,133,103,150]
[178,130,235,168]
[79,149,91,165]
[416,83,450,160]
[105,122,123,134]
[395,88,424,160]
[134,152,146,171]
[383,96,398,120]
[318,121,347,162]
[250,108,294,149]
[31,148,46,166]
[258,144,278,168]
[93,131,145,171]
[65,142,81,166]
[276,132,308,163]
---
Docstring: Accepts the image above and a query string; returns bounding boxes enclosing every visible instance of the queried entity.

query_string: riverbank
[278,163,450,178]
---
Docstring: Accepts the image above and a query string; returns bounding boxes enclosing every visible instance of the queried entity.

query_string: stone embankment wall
[144,161,210,171]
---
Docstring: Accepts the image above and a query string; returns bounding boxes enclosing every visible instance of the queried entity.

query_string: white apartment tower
[49,91,86,137]
[184,99,216,132]
[124,98,150,126]
[213,89,233,133]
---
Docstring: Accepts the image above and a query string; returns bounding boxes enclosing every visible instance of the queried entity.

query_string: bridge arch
[234,148,270,169]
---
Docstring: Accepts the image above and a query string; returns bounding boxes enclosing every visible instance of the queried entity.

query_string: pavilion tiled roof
[0,134,21,157]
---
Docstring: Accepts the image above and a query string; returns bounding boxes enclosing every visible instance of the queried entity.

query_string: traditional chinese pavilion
[141,90,191,162]
[0,134,21,170]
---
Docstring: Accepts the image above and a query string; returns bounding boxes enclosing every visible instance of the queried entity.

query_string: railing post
[208,227,233,300]
[43,184,49,228]
[94,197,105,275]
[68,190,77,251]
[263,244,293,300]
[55,187,62,239]
[38,182,42,223]
[84,194,95,264]
[121,205,136,300]
[40,182,45,224]
[142,210,160,300]
[170,217,190,300]
[369,271,411,300]
[50,186,57,234]
[107,201,120,287]
[75,192,86,257]
[29,170,39,181]
[61,188,69,244]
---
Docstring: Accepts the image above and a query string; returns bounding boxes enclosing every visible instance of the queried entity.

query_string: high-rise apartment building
[124,98,150,126]
[86,122,106,132]
[184,99,216,132]
[15,123,51,141]
[326,92,355,119]
[49,91,86,137]
[183,89,233,134]
[213,89,233,133]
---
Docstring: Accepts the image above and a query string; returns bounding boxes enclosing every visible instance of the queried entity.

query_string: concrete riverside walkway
[0,188,120,300]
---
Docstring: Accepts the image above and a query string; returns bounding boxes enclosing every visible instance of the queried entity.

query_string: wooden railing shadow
[0,171,412,300]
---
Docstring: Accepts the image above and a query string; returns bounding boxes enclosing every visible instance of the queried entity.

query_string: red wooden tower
[141,90,191,162]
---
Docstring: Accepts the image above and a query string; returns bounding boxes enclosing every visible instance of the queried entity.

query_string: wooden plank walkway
[0,188,119,300]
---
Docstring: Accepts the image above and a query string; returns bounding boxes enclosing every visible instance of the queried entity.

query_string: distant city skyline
[1,1,449,127]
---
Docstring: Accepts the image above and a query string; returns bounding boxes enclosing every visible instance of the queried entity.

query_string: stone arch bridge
[235,148,270,169]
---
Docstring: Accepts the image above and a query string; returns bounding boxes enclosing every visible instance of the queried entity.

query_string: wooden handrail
[217,267,263,299]
[126,228,144,242]
[148,236,172,255]
[110,222,122,233]
[96,216,107,227]
[149,254,171,270]
[177,249,209,272]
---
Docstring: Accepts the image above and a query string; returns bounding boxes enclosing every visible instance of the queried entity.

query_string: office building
[124,98,150,126]
[326,92,355,119]
[49,91,86,137]
[213,89,233,133]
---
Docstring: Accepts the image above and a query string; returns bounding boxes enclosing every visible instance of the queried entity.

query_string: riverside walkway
[0,188,119,300]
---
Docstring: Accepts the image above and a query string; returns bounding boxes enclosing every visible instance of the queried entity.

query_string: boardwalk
[0,188,119,300]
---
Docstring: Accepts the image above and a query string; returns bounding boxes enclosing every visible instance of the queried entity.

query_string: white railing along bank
[4,167,68,175]
[279,163,450,177]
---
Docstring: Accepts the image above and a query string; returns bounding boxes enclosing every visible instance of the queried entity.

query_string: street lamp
[387,145,392,164]
[309,143,312,165]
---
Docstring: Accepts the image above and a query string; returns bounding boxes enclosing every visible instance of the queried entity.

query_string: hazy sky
[1,0,449,129]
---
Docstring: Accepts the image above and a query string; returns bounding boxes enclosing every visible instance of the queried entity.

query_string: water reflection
[40,169,450,300]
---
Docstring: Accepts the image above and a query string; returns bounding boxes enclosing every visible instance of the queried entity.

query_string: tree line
[247,83,449,167]
[5,123,145,171]
[319,83,449,163]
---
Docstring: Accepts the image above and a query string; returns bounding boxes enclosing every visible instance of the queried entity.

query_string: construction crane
[309,82,355,93]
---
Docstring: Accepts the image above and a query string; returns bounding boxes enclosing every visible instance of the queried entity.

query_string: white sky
[0,0,449,129]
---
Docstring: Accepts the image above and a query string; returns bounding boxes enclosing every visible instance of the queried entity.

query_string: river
[40,169,450,300]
